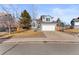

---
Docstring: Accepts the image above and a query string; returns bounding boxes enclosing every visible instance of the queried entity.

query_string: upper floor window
[46,18,50,21]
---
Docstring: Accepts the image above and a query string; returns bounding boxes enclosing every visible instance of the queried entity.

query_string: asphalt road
[1,42,79,55]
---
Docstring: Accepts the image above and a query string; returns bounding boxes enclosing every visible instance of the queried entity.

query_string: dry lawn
[64,29,79,33]
[64,29,79,35]
[11,30,46,38]
[0,30,46,39]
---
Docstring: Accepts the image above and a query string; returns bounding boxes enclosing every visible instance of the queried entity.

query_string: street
[0,42,79,55]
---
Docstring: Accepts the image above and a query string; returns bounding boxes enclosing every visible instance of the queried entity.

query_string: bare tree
[9,5,21,31]
[32,5,38,20]
[31,5,40,31]
[0,5,14,34]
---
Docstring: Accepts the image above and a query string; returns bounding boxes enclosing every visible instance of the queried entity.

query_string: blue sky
[0,4,79,24]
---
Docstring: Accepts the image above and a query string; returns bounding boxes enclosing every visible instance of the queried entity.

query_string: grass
[0,33,8,37]
[0,29,45,39]
[64,29,79,33]
[0,35,13,39]
[11,30,45,38]
[64,29,79,35]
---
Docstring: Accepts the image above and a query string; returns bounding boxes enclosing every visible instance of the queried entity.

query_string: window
[46,18,50,21]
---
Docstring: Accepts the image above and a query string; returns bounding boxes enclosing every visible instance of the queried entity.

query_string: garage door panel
[41,24,55,31]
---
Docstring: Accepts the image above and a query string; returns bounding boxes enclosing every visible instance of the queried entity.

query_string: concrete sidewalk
[0,31,79,44]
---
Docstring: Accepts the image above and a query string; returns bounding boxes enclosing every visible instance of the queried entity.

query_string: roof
[41,15,51,17]
[41,15,53,19]
[40,15,57,23]
[0,12,11,16]
[73,17,79,22]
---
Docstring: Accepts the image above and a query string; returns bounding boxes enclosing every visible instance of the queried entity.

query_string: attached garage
[41,23,56,31]
[35,15,57,31]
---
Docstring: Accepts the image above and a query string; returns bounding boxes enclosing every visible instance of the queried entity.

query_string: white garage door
[41,24,56,31]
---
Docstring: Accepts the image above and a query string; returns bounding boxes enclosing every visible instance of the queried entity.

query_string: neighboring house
[31,20,38,29]
[0,12,16,32]
[72,17,79,29]
[31,19,41,31]
[32,15,57,31]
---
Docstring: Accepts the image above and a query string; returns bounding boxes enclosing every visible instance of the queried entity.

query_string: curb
[1,40,79,45]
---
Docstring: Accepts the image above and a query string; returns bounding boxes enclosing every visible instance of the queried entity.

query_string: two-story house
[31,15,57,31]
[40,15,56,31]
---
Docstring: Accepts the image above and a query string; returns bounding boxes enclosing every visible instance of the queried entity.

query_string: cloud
[52,7,79,24]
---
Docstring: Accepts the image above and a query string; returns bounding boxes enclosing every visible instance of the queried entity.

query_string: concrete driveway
[43,31,79,42]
